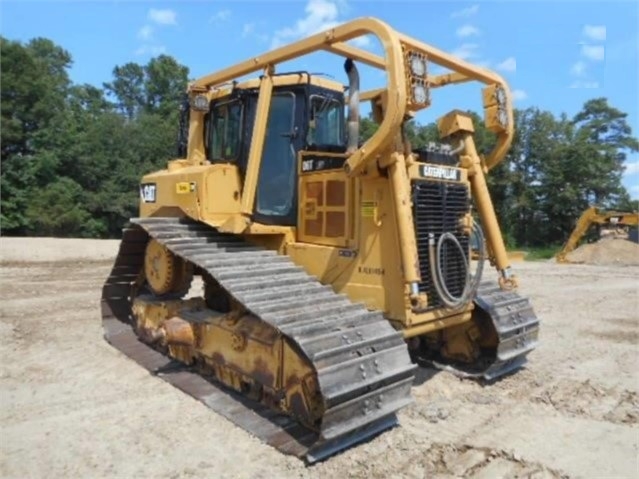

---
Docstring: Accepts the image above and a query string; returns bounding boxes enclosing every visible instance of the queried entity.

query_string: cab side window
[209,100,242,161]
[306,95,344,148]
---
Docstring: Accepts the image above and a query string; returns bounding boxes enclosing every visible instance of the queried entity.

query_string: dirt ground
[1,237,637,479]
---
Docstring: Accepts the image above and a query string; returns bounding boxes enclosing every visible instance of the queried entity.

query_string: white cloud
[583,25,606,41]
[452,43,479,60]
[456,24,480,38]
[135,45,166,56]
[135,9,175,57]
[148,8,177,26]
[270,0,372,50]
[570,60,586,76]
[241,22,269,43]
[242,23,255,38]
[451,5,479,18]
[138,25,153,40]
[567,29,605,88]
[570,80,600,89]
[271,0,339,48]
[512,89,527,101]
[349,35,371,48]
[581,44,605,61]
[624,161,639,175]
[210,9,231,23]
[496,57,516,72]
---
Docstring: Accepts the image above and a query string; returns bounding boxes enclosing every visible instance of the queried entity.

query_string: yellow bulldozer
[101,17,539,462]
[556,205,639,263]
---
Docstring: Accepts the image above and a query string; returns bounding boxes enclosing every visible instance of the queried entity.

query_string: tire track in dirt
[581,327,639,345]
[455,366,638,427]
[422,443,568,479]
[530,379,638,425]
[314,431,568,479]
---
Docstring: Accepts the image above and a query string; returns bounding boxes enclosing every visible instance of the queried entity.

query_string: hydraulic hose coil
[428,221,486,310]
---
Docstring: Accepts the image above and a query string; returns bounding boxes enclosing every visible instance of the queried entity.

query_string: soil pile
[566,237,639,265]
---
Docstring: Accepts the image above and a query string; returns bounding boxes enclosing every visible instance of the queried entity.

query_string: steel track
[101,217,417,463]
[100,217,539,461]
[421,283,540,380]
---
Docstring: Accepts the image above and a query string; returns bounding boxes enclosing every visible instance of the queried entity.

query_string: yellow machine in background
[556,205,639,263]
[101,17,539,462]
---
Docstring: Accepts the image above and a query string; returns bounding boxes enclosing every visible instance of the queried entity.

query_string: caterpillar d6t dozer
[101,17,539,463]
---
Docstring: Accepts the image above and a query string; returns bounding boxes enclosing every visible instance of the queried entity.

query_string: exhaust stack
[344,58,360,154]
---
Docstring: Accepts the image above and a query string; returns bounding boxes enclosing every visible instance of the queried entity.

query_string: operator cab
[202,73,347,226]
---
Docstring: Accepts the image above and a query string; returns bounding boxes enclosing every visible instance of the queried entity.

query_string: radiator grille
[411,180,471,310]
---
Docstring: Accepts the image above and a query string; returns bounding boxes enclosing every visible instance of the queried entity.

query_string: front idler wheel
[144,239,192,296]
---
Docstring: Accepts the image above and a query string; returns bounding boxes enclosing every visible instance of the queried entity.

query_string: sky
[2,0,638,197]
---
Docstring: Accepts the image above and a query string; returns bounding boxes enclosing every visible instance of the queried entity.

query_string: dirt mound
[566,238,639,265]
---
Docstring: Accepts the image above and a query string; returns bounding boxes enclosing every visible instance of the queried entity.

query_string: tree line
[2,36,638,247]
[1,36,188,238]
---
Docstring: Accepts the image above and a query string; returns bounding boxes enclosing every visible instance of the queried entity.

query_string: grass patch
[519,245,561,261]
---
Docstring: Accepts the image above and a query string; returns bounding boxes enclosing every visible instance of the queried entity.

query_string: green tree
[508,108,564,245]
[144,55,189,117]
[25,177,105,237]
[533,99,638,244]
[1,36,191,238]
[104,63,145,119]
[3,34,637,245]
[359,114,378,142]
[104,55,189,120]
[571,98,639,207]
[1,37,72,234]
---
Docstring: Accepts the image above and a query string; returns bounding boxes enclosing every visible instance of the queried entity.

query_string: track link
[101,217,416,463]
[427,282,540,380]
[473,282,540,380]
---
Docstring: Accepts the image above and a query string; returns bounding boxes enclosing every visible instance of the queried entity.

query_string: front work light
[191,94,209,111]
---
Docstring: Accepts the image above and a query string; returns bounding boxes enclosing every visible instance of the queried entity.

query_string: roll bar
[189,17,513,175]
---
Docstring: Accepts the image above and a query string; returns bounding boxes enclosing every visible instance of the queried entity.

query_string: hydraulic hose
[428,221,486,310]
[436,232,470,305]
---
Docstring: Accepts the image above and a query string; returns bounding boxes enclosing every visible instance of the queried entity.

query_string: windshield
[306,95,344,147]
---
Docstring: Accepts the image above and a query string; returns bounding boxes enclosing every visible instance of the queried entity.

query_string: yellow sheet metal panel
[297,152,353,248]
[202,164,242,216]
[437,111,475,137]
[298,173,349,247]
[139,164,210,220]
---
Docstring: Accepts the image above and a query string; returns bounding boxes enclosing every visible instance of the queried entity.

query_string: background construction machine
[556,205,639,263]
[101,17,539,463]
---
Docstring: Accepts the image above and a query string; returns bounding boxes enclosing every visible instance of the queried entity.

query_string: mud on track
[1,237,637,478]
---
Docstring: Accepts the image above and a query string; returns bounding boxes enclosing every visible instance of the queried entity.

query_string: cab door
[253,91,304,226]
